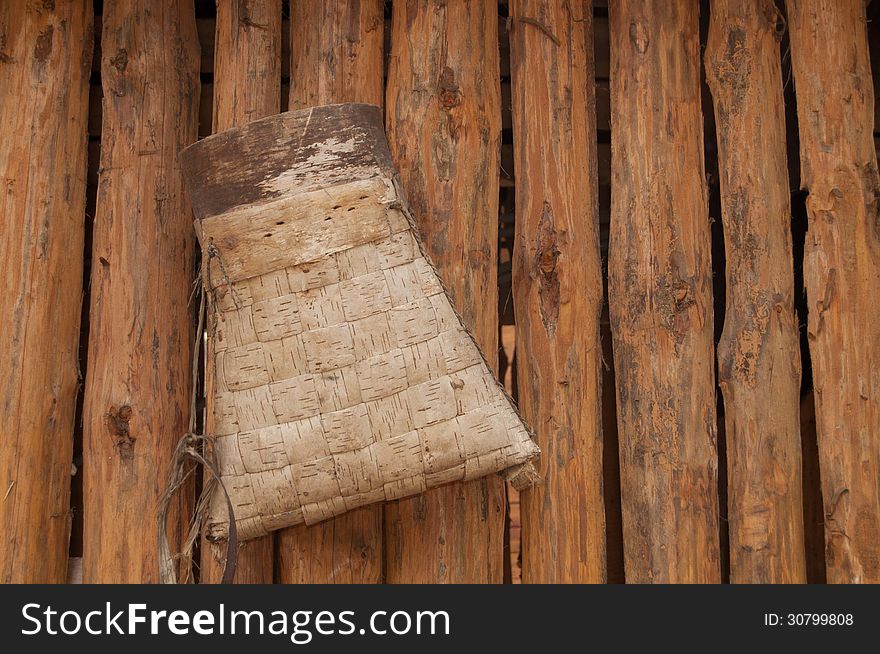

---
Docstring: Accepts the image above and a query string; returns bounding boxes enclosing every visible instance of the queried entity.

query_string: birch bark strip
[276,0,385,584]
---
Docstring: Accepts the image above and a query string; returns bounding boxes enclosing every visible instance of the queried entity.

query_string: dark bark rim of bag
[179,103,540,543]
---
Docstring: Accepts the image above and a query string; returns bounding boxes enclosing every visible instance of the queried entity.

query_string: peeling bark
[276,0,385,584]
[705,0,806,584]
[509,0,606,583]
[384,0,504,583]
[82,0,200,583]
[0,0,92,583]
[787,0,880,584]
[608,0,720,583]
[200,0,280,585]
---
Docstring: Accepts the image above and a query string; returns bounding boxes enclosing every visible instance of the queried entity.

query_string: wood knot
[534,202,561,338]
[629,20,649,54]
[671,280,694,313]
[366,16,382,33]
[657,270,696,340]
[110,48,128,73]
[33,25,54,62]
[438,67,461,110]
[763,4,786,42]
[106,404,135,455]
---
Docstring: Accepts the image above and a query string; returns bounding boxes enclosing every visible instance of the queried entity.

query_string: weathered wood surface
[787,0,880,584]
[82,0,200,583]
[608,0,720,583]
[288,0,384,111]
[0,0,92,583]
[201,0,280,585]
[384,0,504,583]
[212,0,280,132]
[509,0,606,583]
[705,0,806,584]
[277,1,386,584]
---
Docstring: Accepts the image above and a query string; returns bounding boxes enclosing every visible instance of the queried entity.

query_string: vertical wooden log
[213,1,281,132]
[288,0,384,111]
[509,0,606,583]
[275,0,385,584]
[608,0,720,583]
[384,0,504,583]
[786,0,880,584]
[200,0,281,584]
[0,0,92,583]
[82,0,200,583]
[704,0,806,584]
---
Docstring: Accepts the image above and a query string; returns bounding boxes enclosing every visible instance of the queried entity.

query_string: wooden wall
[2,0,878,583]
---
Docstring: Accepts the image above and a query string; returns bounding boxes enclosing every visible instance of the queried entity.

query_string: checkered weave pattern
[181,104,539,542]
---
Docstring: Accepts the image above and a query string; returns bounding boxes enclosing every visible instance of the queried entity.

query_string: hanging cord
[157,279,238,584]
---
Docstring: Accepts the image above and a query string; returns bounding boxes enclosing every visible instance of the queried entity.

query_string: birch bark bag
[180,103,539,543]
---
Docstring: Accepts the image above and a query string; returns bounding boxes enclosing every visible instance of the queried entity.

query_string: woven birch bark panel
[180,104,539,542]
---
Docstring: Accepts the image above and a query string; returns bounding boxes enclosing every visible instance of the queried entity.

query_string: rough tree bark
[82,0,200,583]
[704,0,806,584]
[509,0,606,583]
[200,0,281,585]
[0,0,92,583]
[384,0,504,583]
[786,0,880,584]
[276,0,385,584]
[288,0,384,111]
[608,0,720,583]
